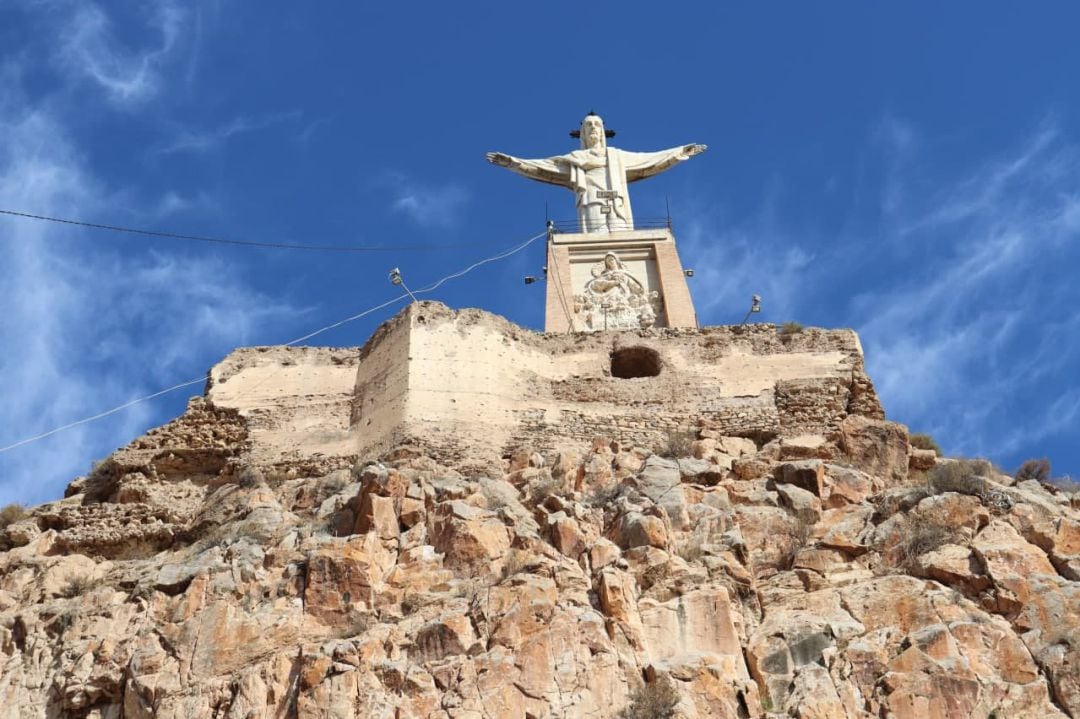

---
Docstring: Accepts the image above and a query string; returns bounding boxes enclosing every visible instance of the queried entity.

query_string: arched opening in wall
[610,346,661,379]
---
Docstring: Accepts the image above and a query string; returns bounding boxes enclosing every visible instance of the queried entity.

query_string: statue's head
[580,113,606,150]
[603,252,619,270]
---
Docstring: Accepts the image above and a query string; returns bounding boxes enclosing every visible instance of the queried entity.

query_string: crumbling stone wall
[338,303,885,464]
[200,303,885,469]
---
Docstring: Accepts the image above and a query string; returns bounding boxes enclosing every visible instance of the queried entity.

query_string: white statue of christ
[487,113,706,233]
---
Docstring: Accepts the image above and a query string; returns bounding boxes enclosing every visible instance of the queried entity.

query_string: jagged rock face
[2,397,1080,716]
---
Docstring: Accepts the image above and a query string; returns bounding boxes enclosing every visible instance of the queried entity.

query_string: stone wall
[201,302,883,470]
[353,303,881,466]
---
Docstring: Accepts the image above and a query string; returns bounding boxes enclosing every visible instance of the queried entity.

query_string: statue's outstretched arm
[485,152,572,188]
[623,144,707,183]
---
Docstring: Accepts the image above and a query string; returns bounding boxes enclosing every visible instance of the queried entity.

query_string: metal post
[389,268,420,304]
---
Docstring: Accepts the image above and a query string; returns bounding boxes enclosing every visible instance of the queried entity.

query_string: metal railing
[547,217,673,234]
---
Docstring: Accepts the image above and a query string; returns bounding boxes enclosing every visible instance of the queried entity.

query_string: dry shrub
[452,578,486,603]
[1053,476,1080,494]
[778,321,804,339]
[264,467,292,487]
[909,433,942,455]
[872,486,932,522]
[500,548,532,581]
[1015,458,1051,483]
[618,675,679,719]
[928,459,994,497]
[528,476,562,505]
[894,513,962,572]
[59,575,100,599]
[656,429,695,459]
[584,482,621,508]
[480,484,509,511]
[779,516,812,571]
[236,467,265,489]
[0,503,28,529]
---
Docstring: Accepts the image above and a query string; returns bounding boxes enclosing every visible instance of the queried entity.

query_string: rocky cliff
[1,307,1078,718]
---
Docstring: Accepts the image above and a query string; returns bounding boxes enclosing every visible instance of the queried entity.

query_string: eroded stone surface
[1,309,1076,718]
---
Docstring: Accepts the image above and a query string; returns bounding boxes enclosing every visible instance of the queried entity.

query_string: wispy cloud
[679,116,1080,468]
[54,0,185,103]
[155,111,301,155]
[854,118,1080,459]
[385,173,469,228]
[0,11,301,506]
[678,189,816,323]
[149,189,218,218]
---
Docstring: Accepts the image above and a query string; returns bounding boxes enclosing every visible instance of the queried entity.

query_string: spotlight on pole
[524,276,539,285]
[740,294,762,325]
[684,269,694,277]
[388,267,420,304]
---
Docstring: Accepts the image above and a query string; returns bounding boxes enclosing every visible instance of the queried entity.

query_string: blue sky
[2,2,1079,505]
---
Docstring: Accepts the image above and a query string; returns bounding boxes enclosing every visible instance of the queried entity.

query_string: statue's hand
[684,143,707,157]
[486,152,514,167]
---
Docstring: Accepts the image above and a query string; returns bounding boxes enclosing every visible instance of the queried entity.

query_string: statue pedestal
[544,227,697,332]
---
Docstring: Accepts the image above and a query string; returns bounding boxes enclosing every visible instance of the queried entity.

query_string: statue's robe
[504,145,694,232]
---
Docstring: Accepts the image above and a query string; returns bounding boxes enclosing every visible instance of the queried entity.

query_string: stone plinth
[544,227,696,333]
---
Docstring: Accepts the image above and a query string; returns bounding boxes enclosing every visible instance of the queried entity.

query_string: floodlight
[387,267,419,304]
[741,294,763,326]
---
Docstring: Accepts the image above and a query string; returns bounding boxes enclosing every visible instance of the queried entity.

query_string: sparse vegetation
[584,482,621,508]
[480,484,509,510]
[1053,476,1080,494]
[528,476,563,504]
[1015,458,1051,483]
[676,536,706,563]
[59,575,100,599]
[264,466,292,487]
[909,433,942,456]
[0,503,28,529]
[656,429,695,458]
[872,486,931,522]
[237,467,265,489]
[778,321,804,338]
[927,459,995,497]
[779,516,812,571]
[618,675,680,719]
[875,458,1001,521]
[893,512,964,572]
[451,577,486,603]
[500,549,532,581]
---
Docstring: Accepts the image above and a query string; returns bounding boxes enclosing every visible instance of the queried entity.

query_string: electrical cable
[0,377,208,454]
[0,230,546,455]
[0,208,509,253]
[545,241,577,330]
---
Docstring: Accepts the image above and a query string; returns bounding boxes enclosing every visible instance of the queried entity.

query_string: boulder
[429,500,511,571]
[838,415,910,485]
[774,460,826,497]
[775,483,822,525]
[637,456,689,529]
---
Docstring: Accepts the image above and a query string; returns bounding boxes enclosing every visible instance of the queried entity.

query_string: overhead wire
[0,230,547,455]
[0,208,510,252]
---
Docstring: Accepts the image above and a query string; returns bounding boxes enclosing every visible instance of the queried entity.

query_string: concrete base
[544,228,697,333]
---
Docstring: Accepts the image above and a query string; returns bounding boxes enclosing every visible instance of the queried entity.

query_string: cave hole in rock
[610,346,662,379]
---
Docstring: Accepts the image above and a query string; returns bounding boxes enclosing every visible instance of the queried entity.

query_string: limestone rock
[637,455,689,529]
[838,415,909,485]
[1,310,1077,719]
[774,460,826,497]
